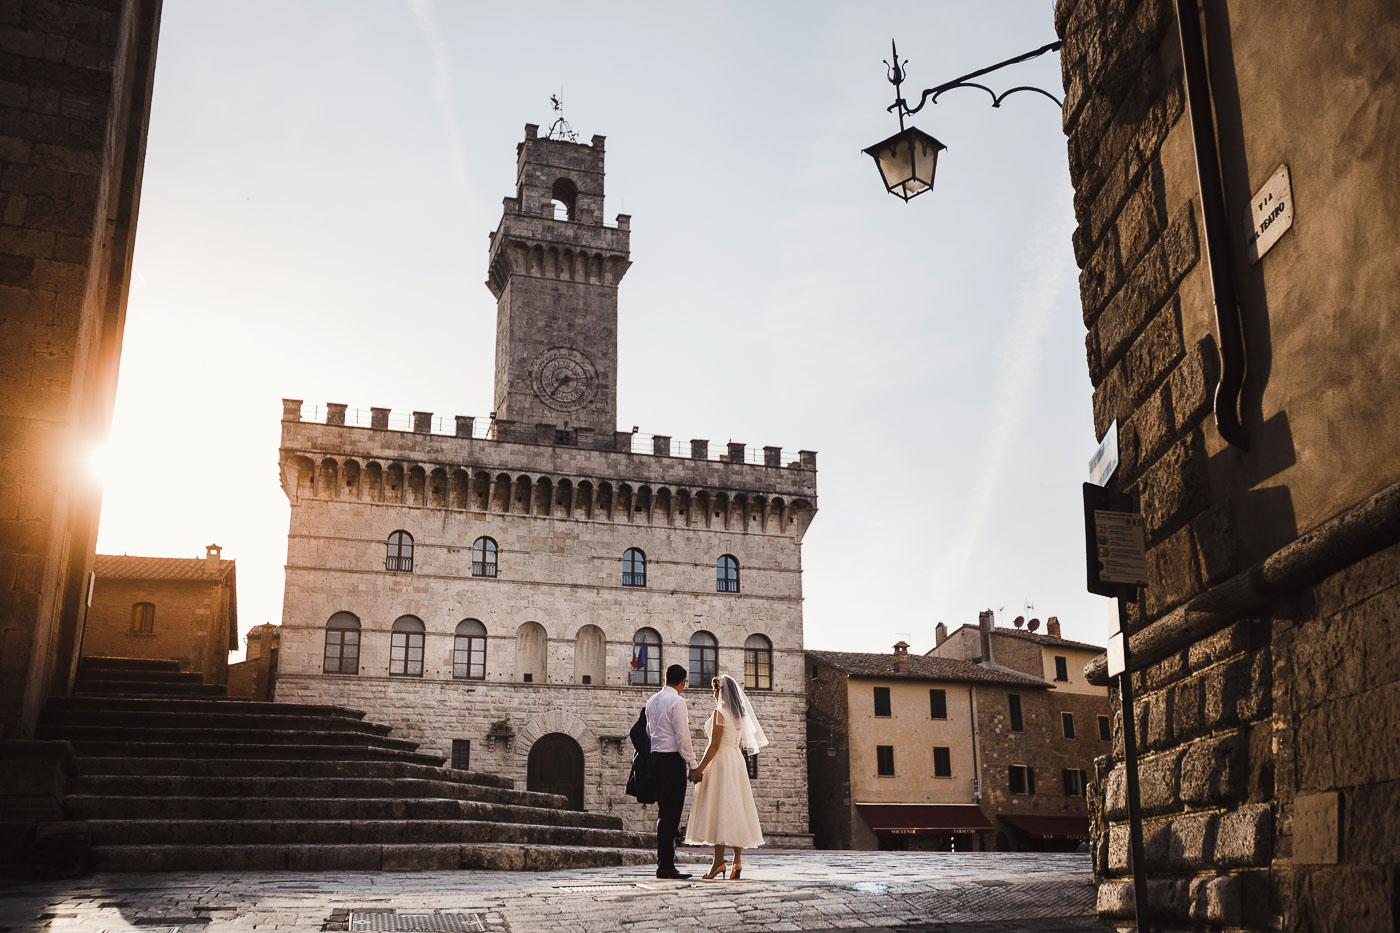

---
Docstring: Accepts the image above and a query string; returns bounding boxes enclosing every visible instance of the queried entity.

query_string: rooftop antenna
[547,91,578,142]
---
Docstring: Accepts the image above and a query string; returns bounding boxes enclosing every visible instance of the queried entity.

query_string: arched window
[744,634,773,691]
[622,548,646,587]
[390,615,425,677]
[453,619,486,680]
[689,630,718,685]
[472,536,498,577]
[551,177,578,221]
[717,554,740,593]
[386,530,413,572]
[129,602,155,634]
[630,627,661,687]
[323,612,360,674]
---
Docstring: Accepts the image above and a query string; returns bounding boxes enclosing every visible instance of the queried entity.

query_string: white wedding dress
[685,707,765,848]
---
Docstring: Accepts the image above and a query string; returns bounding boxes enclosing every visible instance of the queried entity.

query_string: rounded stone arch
[550,176,578,221]
[596,482,614,519]
[341,459,362,498]
[318,457,339,498]
[428,467,448,507]
[512,475,533,514]
[575,479,594,519]
[675,488,692,525]
[573,623,605,686]
[365,461,385,502]
[284,455,316,500]
[492,473,512,512]
[534,476,552,516]
[554,478,573,517]
[635,486,653,523]
[514,708,596,791]
[407,465,427,506]
[515,620,547,683]
[450,468,470,509]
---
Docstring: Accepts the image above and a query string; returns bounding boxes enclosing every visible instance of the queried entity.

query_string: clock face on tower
[531,347,599,411]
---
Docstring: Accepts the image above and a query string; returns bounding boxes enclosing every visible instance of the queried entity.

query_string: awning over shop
[856,804,993,835]
[1001,816,1091,840]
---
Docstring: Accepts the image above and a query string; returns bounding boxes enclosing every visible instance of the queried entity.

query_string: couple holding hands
[640,665,767,881]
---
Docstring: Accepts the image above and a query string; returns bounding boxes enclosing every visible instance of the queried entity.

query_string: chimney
[978,610,995,666]
[892,641,912,673]
[935,622,948,647]
[205,543,222,572]
[1047,616,1061,638]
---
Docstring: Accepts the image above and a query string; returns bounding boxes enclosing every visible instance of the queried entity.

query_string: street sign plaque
[1244,163,1293,264]
[1088,420,1119,487]
[1094,510,1148,586]
[1107,631,1126,678]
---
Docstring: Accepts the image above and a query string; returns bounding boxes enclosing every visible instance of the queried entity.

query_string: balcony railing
[386,556,413,572]
[622,571,646,587]
[472,561,497,578]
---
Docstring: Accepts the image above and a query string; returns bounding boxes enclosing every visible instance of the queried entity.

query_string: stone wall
[1056,0,1400,927]
[805,656,852,849]
[0,0,160,738]
[276,672,809,840]
[275,414,816,843]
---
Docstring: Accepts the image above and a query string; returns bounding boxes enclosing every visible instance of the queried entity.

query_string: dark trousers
[651,751,687,872]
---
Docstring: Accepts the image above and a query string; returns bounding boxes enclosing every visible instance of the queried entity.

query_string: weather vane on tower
[547,92,578,142]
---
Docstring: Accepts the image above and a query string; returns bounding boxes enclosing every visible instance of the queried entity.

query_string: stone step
[66,741,446,766]
[73,668,205,685]
[65,795,624,830]
[69,775,565,810]
[40,709,393,737]
[46,695,369,720]
[89,842,659,872]
[79,657,183,673]
[75,756,510,788]
[37,725,420,751]
[85,819,651,849]
[72,680,228,697]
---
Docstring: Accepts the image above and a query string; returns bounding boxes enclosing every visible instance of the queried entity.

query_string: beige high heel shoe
[702,862,728,880]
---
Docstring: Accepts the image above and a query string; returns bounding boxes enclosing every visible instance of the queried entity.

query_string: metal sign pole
[1115,592,1151,932]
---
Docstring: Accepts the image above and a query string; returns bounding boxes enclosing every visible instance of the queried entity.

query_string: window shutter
[1027,767,1035,795]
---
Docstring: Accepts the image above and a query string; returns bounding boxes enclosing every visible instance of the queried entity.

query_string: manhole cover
[350,913,484,932]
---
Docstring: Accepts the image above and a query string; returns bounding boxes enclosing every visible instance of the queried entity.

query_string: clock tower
[486,124,631,441]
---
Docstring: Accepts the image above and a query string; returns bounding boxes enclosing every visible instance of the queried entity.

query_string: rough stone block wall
[0,0,159,738]
[1058,0,1400,927]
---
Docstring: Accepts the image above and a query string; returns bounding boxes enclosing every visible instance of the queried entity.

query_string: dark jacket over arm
[625,709,656,804]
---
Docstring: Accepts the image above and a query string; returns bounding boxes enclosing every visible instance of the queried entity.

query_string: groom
[645,664,702,879]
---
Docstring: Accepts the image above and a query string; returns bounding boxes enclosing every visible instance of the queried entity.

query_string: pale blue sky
[95,1,1110,657]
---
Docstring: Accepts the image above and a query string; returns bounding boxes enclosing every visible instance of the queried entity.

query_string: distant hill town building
[272,125,818,843]
[83,546,238,685]
[808,613,1108,852]
[228,623,279,701]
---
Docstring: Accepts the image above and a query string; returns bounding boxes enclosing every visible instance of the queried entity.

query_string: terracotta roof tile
[806,650,1047,687]
[95,554,234,582]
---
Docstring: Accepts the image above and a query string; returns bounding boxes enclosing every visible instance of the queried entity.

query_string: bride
[685,673,768,879]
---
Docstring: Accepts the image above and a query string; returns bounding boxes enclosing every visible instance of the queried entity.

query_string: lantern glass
[863,126,946,201]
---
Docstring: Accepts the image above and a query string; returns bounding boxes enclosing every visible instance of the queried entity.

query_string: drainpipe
[1175,0,1248,449]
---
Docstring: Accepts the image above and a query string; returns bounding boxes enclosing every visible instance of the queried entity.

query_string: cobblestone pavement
[0,851,1111,933]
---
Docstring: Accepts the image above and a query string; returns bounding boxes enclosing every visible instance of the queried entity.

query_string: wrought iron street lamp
[865,39,1063,202]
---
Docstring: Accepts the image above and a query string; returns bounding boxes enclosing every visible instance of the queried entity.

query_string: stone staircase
[35,657,658,871]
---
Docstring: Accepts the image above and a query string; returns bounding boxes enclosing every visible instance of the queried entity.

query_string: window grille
[472,536,498,577]
[716,555,740,593]
[451,739,471,771]
[622,548,646,587]
[386,530,414,572]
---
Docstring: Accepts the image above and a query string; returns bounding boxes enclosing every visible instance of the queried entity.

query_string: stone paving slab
[0,852,1112,933]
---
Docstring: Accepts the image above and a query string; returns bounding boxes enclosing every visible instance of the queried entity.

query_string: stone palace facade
[273,125,818,843]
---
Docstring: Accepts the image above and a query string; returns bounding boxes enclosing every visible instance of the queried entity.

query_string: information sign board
[1094,510,1148,586]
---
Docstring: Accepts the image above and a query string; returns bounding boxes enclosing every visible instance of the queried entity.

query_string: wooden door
[527,732,585,810]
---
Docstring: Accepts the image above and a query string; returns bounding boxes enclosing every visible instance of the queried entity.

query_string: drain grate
[350,912,485,932]
[553,883,649,893]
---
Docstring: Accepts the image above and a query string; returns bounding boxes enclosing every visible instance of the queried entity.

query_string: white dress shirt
[645,685,698,770]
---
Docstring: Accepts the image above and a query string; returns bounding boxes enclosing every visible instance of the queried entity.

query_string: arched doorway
[527,732,585,810]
